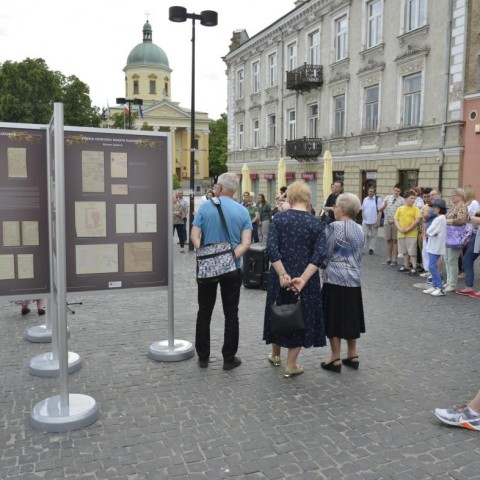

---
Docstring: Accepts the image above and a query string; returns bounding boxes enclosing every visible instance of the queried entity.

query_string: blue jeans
[428,253,442,288]
[195,270,243,362]
[463,233,480,288]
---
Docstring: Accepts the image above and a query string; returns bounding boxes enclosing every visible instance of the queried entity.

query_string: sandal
[342,356,359,369]
[268,353,281,367]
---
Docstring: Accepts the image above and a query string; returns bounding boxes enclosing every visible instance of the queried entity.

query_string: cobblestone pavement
[1,237,480,480]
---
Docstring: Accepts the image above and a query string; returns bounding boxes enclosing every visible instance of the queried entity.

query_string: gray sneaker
[434,404,480,430]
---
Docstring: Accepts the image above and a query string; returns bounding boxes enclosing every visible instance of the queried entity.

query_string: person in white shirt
[361,186,383,255]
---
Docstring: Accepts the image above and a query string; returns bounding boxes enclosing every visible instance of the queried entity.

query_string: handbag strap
[210,197,232,245]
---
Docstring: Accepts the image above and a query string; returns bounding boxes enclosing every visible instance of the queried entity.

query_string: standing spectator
[294,193,365,374]
[11,299,45,316]
[412,186,425,209]
[172,195,186,253]
[199,188,215,206]
[361,186,382,255]
[419,188,434,276]
[176,190,189,247]
[246,198,260,243]
[394,190,422,275]
[444,188,468,292]
[456,205,480,297]
[380,184,405,266]
[458,185,479,279]
[323,181,344,223]
[241,191,252,207]
[423,199,447,296]
[263,181,326,378]
[191,172,252,370]
[256,194,272,244]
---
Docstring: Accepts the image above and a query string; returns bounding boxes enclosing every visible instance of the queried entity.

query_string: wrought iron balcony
[286,63,323,93]
[286,137,322,162]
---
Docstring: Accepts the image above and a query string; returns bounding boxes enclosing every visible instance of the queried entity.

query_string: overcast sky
[1,0,297,120]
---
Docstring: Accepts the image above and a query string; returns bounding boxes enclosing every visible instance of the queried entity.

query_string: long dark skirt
[322,283,365,339]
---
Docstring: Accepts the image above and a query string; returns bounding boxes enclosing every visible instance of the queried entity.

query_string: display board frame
[0,123,50,300]
[63,127,170,293]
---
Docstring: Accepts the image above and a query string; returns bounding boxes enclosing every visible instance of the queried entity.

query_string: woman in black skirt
[291,192,365,373]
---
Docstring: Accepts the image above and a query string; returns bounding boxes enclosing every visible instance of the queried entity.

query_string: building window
[334,94,346,137]
[406,0,426,32]
[403,73,422,126]
[149,80,156,94]
[335,14,348,62]
[238,123,244,150]
[333,171,345,182]
[399,169,419,191]
[237,69,244,99]
[308,30,320,65]
[252,61,260,93]
[287,42,297,71]
[364,84,379,132]
[267,114,276,146]
[287,109,296,140]
[367,0,382,48]
[133,80,139,95]
[308,104,318,138]
[268,53,277,87]
[252,119,260,148]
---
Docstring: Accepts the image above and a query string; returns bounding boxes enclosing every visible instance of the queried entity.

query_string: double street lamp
[116,97,143,130]
[169,6,218,251]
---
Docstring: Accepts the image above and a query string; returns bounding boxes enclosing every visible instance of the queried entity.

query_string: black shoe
[369,249,374,255]
[37,309,46,316]
[198,358,209,368]
[21,308,30,315]
[223,357,242,370]
[342,356,359,370]
[320,359,341,373]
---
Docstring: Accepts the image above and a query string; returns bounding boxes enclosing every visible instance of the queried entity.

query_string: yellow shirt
[394,205,422,238]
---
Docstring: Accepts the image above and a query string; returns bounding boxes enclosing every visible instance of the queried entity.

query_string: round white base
[24,325,52,343]
[148,339,195,362]
[29,351,82,377]
[30,394,98,432]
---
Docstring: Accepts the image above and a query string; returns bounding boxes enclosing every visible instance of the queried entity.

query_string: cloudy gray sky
[1,0,297,120]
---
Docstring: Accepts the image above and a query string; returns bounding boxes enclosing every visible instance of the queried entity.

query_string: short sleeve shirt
[383,195,405,221]
[394,205,422,238]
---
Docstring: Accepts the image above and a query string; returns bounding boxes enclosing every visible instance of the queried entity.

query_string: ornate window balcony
[286,137,322,162]
[286,63,323,94]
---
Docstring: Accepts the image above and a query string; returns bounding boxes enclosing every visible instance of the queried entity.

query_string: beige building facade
[224,0,469,209]
[107,21,211,193]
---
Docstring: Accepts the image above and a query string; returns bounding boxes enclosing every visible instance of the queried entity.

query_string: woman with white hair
[294,193,366,373]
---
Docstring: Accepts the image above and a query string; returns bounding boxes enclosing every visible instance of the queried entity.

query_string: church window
[150,80,156,94]
[133,80,139,95]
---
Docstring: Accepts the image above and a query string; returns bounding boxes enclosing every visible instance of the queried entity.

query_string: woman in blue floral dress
[263,181,326,378]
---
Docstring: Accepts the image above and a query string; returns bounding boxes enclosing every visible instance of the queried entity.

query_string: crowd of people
[178,175,479,431]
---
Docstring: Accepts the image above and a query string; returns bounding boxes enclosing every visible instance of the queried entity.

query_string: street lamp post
[116,97,143,129]
[169,6,218,251]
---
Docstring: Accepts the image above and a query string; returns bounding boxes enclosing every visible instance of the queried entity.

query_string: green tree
[173,174,180,190]
[0,58,101,127]
[108,112,139,130]
[208,113,228,184]
[140,122,154,131]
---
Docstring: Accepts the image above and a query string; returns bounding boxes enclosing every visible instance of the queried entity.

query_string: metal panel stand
[29,351,82,377]
[25,298,53,343]
[30,394,98,433]
[148,132,194,362]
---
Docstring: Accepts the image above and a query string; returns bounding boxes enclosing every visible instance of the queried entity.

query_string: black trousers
[195,270,242,362]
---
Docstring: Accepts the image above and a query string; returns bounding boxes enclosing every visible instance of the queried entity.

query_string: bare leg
[469,391,480,413]
[410,255,417,269]
[392,240,398,262]
[386,239,393,261]
[286,347,301,369]
[36,299,45,310]
[325,337,341,363]
[346,339,357,359]
[271,343,281,356]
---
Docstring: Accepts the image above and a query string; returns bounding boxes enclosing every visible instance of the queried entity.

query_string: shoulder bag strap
[211,198,232,245]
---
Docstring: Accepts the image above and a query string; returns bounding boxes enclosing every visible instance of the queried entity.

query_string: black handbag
[270,288,304,335]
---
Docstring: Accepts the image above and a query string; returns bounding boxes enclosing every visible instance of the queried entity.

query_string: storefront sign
[264,173,275,180]
[286,172,295,180]
[366,171,377,180]
[249,173,259,180]
[301,172,316,180]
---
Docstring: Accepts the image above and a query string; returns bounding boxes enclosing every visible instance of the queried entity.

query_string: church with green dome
[107,20,211,193]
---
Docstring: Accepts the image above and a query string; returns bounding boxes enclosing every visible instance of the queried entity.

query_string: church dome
[126,21,169,68]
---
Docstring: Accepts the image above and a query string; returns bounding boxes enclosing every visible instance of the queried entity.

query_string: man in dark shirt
[323,181,344,223]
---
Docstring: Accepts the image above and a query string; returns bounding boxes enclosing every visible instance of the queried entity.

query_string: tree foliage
[208,113,228,184]
[0,58,101,127]
[108,112,139,130]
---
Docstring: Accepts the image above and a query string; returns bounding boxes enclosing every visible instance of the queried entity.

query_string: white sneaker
[431,288,445,297]
[423,287,435,294]
[444,285,456,292]
[419,272,430,277]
